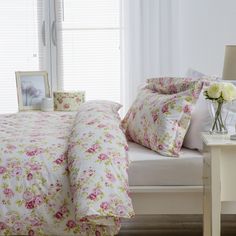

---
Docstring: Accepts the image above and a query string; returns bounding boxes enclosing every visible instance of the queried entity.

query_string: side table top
[201,132,236,146]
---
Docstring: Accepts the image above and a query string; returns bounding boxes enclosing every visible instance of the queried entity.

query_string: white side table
[202,132,236,236]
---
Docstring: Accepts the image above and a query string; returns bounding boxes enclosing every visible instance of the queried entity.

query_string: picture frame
[15,71,51,111]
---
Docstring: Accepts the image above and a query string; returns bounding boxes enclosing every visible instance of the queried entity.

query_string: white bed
[128,142,202,186]
[128,141,236,215]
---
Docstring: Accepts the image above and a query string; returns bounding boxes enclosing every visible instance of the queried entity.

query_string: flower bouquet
[204,82,236,134]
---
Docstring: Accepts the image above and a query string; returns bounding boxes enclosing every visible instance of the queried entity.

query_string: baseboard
[119,214,236,235]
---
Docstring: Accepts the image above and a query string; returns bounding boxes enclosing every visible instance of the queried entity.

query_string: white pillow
[183,69,213,150]
[183,91,212,150]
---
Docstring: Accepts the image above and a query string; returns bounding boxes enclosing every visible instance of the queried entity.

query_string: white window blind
[0,0,44,114]
[55,0,120,102]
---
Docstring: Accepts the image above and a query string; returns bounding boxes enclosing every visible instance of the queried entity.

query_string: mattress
[128,142,203,186]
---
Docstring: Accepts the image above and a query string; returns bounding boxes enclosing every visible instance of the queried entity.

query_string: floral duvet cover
[0,109,133,236]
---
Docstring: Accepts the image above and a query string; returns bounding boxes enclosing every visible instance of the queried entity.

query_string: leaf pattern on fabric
[0,107,133,236]
[121,77,204,157]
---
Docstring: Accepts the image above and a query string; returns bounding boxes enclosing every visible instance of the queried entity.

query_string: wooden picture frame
[15,71,50,111]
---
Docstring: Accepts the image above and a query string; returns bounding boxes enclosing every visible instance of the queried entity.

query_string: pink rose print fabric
[53,91,85,111]
[67,101,134,221]
[121,77,204,157]
[0,108,133,236]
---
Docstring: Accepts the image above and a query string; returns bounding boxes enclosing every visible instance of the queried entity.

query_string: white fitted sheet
[128,142,203,186]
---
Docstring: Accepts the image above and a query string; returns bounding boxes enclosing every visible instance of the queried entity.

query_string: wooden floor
[118,215,236,236]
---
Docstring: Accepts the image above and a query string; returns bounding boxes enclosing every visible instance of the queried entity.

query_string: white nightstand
[202,132,236,236]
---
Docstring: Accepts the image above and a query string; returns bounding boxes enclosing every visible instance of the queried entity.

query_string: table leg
[203,148,221,236]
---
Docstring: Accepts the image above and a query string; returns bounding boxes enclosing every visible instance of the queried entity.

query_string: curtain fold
[120,0,179,113]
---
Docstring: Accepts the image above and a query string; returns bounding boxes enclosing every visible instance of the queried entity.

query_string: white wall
[178,0,236,77]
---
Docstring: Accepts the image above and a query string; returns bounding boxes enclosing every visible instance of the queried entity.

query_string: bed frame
[130,186,236,214]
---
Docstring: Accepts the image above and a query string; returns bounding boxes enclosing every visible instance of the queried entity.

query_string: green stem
[211,101,226,133]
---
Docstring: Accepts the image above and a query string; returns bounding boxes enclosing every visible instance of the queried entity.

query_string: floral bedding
[0,109,133,236]
[121,77,204,157]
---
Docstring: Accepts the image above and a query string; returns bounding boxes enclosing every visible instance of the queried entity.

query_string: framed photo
[15,71,50,111]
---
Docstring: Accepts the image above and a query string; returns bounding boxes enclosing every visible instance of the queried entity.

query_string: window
[0,0,120,114]
[0,0,45,114]
[55,0,120,102]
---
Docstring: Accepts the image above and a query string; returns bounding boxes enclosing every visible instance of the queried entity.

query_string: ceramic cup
[41,97,54,112]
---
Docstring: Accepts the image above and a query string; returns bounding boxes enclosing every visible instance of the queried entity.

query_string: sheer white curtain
[0,0,46,114]
[120,0,180,112]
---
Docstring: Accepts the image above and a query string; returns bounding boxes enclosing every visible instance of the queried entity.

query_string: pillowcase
[77,100,122,116]
[53,91,85,111]
[121,77,204,157]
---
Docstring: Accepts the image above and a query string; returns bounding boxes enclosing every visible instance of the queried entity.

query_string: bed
[128,142,204,215]
[1,104,235,235]
[0,105,134,236]
[128,142,236,216]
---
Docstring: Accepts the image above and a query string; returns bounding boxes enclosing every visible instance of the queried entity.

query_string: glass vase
[209,101,228,134]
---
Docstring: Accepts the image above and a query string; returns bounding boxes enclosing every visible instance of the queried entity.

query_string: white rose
[221,83,236,101]
[207,83,222,99]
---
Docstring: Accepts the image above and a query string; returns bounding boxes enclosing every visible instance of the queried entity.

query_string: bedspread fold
[0,103,134,236]
[67,101,134,222]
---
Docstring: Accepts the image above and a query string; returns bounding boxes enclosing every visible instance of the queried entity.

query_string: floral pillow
[121,77,204,157]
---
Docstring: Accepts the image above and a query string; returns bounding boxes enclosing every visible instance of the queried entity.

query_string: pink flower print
[25,199,36,209]
[94,188,102,195]
[34,195,43,206]
[28,229,35,236]
[28,163,41,171]
[88,193,97,200]
[0,166,6,175]
[98,153,109,161]
[13,222,23,232]
[183,104,191,114]
[158,144,164,150]
[176,140,182,149]
[169,84,177,93]
[124,145,129,151]
[143,132,150,146]
[54,211,63,220]
[54,158,63,165]
[60,205,69,214]
[105,133,114,139]
[63,104,70,109]
[86,143,100,153]
[66,220,76,228]
[27,173,33,181]
[192,91,198,98]
[79,217,88,223]
[100,202,109,210]
[106,172,116,182]
[28,217,42,227]
[0,222,7,230]
[151,112,158,122]
[25,147,43,157]
[23,191,34,201]
[95,231,101,236]
[161,104,169,113]
[116,204,126,216]
[3,188,14,198]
